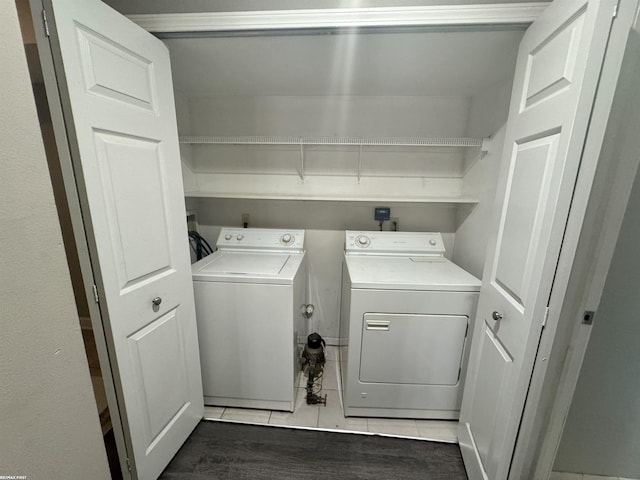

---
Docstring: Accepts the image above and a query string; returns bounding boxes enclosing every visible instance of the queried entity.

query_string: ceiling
[164,28,525,98]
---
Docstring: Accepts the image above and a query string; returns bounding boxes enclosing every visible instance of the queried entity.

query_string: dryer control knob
[224,234,232,240]
[281,234,293,244]
[429,239,437,246]
[237,234,244,241]
[356,235,370,247]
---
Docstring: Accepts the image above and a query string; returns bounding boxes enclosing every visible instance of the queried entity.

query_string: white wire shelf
[183,173,479,204]
[184,191,481,203]
[179,136,485,147]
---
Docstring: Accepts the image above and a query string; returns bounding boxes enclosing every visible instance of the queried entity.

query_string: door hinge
[541,306,550,329]
[612,0,620,18]
[92,284,99,304]
[126,458,132,472]
[42,9,50,37]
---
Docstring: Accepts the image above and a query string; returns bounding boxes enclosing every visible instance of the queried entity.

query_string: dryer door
[360,313,468,385]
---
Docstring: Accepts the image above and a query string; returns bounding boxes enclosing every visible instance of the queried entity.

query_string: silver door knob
[152,297,162,307]
[492,311,503,321]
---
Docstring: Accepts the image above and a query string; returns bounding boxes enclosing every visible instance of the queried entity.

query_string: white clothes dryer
[192,227,306,412]
[340,231,481,419]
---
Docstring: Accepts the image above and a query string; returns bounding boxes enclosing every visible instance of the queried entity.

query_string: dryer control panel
[345,231,444,256]
[217,227,305,251]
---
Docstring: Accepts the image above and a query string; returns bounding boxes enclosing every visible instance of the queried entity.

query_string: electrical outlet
[390,217,399,231]
[374,207,391,222]
[241,213,250,228]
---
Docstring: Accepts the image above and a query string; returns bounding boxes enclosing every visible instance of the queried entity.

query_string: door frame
[129,4,640,477]
[28,2,640,478]
[125,3,549,35]
[26,6,544,478]
[28,0,133,477]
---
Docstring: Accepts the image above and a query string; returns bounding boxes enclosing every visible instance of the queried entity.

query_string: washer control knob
[429,239,437,246]
[281,233,293,244]
[236,234,244,241]
[356,235,370,247]
[224,234,232,240]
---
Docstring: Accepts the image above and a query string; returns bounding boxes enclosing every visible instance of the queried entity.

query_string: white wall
[189,95,470,136]
[175,92,198,193]
[0,3,110,478]
[553,26,640,480]
[452,79,513,278]
[187,95,471,179]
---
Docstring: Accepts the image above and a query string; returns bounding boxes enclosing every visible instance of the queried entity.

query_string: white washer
[192,227,306,412]
[340,231,481,419]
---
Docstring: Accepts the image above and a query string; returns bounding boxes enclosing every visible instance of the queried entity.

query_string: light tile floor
[203,346,458,443]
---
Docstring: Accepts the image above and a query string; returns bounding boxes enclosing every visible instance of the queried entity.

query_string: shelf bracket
[297,140,305,181]
[357,144,363,184]
[480,137,492,160]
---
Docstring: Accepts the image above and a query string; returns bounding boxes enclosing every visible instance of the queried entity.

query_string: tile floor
[203,346,458,443]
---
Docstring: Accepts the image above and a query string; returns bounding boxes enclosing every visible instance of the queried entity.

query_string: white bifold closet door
[458,0,617,479]
[43,0,204,478]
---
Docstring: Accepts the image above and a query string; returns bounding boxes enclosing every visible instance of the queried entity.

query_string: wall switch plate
[374,207,391,221]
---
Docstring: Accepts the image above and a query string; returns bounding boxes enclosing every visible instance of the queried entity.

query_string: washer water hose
[188,231,213,260]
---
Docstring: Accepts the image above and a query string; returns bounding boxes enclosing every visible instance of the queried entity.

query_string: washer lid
[192,251,305,284]
[345,255,481,291]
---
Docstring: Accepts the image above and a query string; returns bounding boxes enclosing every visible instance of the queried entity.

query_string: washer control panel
[216,227,305,251]
[345,231,445,256]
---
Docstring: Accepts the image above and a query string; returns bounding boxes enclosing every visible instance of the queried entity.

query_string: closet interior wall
[174,29,521,342]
